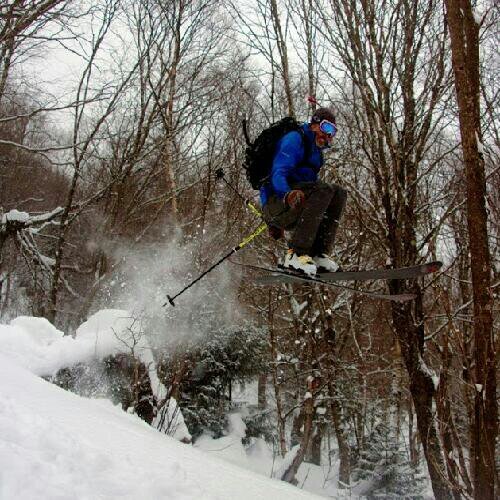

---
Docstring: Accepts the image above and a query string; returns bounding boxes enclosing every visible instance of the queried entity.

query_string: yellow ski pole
[165,169,268,306]
[164,222,267,307]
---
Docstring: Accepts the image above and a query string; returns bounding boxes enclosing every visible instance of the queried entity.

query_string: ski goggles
[319,120,337,137]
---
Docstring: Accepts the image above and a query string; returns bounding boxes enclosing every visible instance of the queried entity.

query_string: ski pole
[165,169,267,306]
[164,221,268,307]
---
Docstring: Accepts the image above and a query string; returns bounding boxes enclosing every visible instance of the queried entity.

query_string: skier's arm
[270,131,304,199]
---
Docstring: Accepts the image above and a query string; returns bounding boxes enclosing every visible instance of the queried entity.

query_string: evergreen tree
[352,418,426,499]
[161,323,269,439]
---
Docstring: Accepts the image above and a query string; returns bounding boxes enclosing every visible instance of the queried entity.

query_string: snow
[227,412,247,438]
[39,255,56,267]
[472,8,482,25]
[0,314,324,500]
[0,312,365,498]
[475,131,484,154]
[291,297,308,316]
[2,311,158,385]
[432,374,440,391]
[0,311,192,442]
[154,397,192,443]
[417,354,439,390]
[1,209,30,223]
[0,310,160,379]
[273,445,300,479]
[195,415,260,471]
[191,404,272,476]
[0,353,320,500]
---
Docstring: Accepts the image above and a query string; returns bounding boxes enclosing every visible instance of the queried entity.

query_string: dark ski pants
[262,181,347,256]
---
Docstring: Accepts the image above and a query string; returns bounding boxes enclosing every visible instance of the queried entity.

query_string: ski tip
[425,261,443,274]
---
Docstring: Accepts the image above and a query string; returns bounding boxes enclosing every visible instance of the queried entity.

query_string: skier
[260,107,347,275]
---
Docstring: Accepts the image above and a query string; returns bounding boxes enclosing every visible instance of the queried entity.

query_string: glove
[285,189,305,209]
[268,225,284,240]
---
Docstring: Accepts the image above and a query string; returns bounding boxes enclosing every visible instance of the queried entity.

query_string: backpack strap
[298,125,324,167]
[297,126,311,164]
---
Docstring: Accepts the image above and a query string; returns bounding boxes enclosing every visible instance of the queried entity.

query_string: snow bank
[195,413,278,477]
[0,353,320,499]
[0,311,162,386]
[0,311,196,441]
[0,313,344,498]
[0,316,71,376]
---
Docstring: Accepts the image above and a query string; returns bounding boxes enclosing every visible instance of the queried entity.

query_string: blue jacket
[259,123,323,206]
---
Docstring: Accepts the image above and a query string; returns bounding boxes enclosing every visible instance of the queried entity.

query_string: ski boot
[313,254,340,273]
[283,249,317,276]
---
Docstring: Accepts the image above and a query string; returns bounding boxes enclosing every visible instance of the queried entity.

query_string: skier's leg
[262,194,301,230]
[288,182,335,255]
[311,184,347,255]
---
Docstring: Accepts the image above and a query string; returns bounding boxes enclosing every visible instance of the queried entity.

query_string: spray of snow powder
[91,226,246,350]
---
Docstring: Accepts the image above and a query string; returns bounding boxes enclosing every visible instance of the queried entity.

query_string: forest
[0,1,498,499]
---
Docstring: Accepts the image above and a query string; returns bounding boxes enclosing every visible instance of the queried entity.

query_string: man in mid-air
[261,107,347,276]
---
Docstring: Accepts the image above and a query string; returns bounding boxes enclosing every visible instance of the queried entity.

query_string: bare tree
[46,0,139,323]
[444,1,497,498]
[227,0,300,121]
[0,0,68,103]
[314,1,455,497]
[268,0,295,116]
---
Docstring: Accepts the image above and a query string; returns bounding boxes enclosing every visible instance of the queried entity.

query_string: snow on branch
[1,207,64,229]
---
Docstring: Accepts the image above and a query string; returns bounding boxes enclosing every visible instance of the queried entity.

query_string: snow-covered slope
[0,342,321,499]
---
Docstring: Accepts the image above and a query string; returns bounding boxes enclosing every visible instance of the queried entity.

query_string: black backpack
[242,117,309,190]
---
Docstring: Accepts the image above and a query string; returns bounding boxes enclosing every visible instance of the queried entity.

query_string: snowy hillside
[0,315,324,500]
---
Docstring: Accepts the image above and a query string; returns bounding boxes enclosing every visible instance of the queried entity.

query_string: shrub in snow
[351,418,426,499]
[51,353,157,424]
[158,324,268,440]
[241,408,275,445]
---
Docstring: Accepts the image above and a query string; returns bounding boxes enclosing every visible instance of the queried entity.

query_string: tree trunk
[440,289,474,496]
[158,0,183,224]
[269,0,295,117]
[408,400,419,467]
[436,336,463,499]
[329,383,350,488]
[308,421,326,466]
[390,294,453,500]
[47,167,79,324]
[258,373,267,410]
[280,392,315,484]
[290,408,304,448]
[268,291,286,457]
[299,0,316,102]
[444,2,497,498]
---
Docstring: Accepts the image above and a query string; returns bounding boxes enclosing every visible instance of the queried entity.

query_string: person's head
[309,107,337,149]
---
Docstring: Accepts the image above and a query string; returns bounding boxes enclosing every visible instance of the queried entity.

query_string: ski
[257,261,442,284]
[246,264,419,302]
